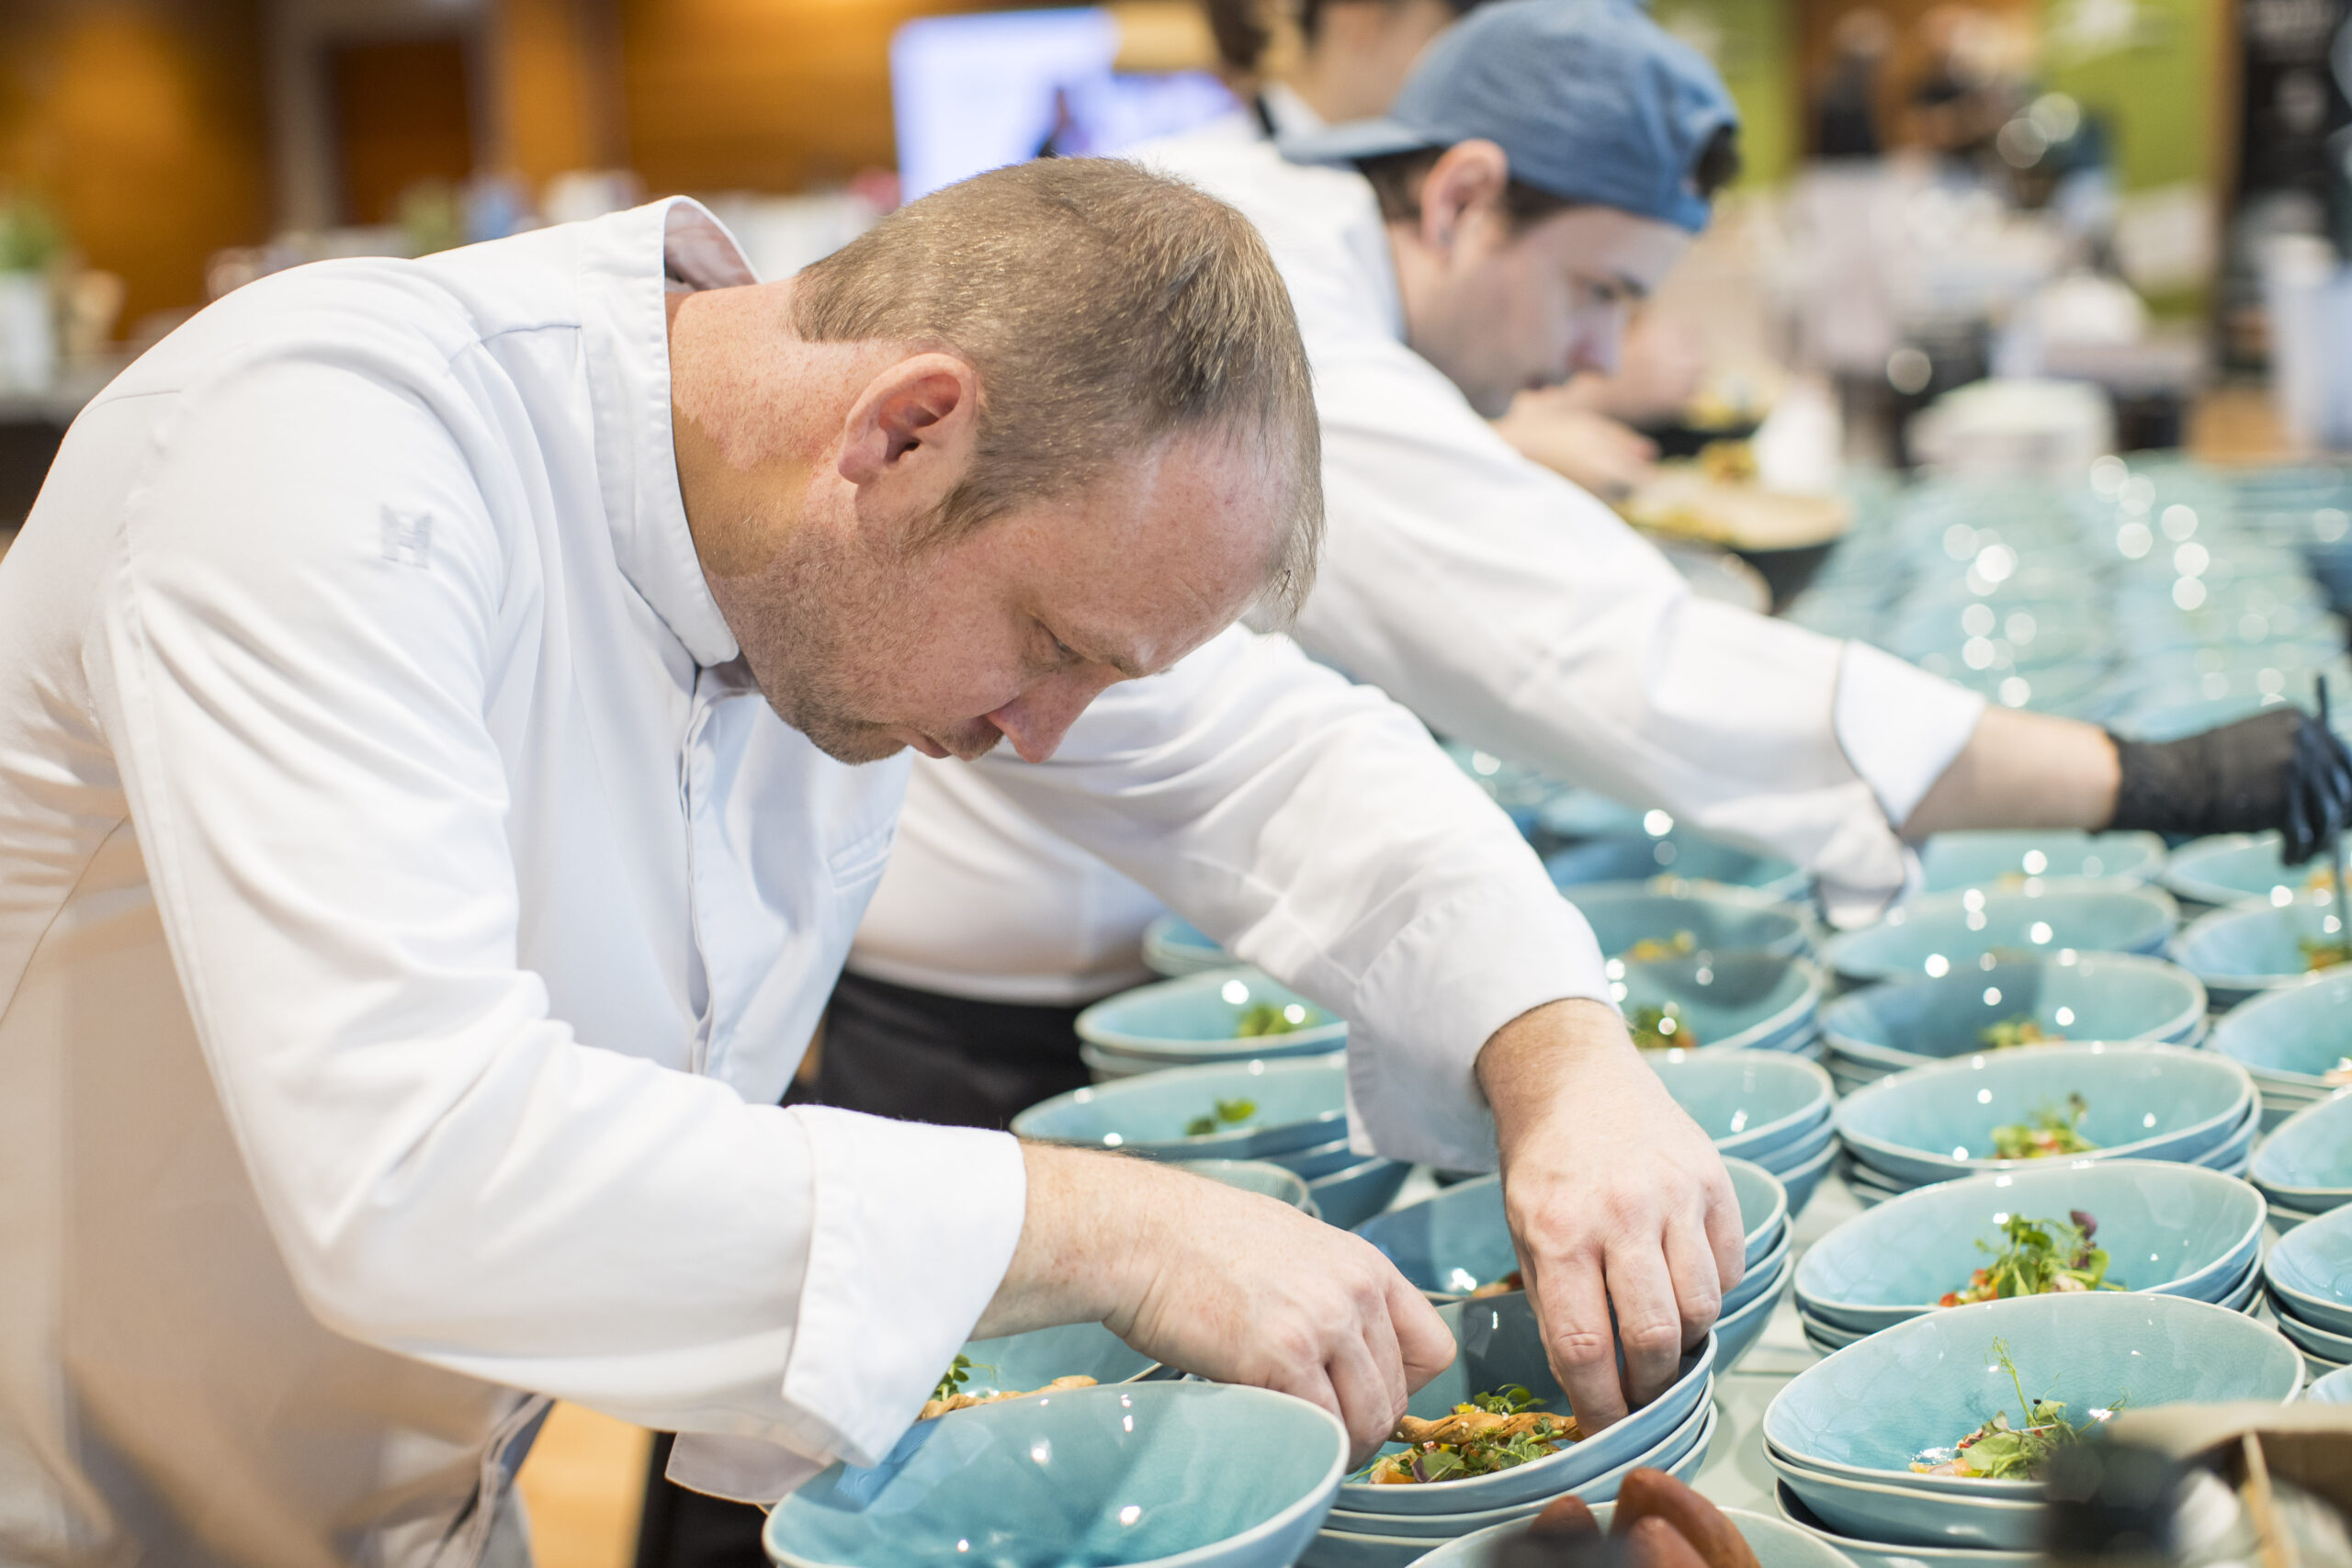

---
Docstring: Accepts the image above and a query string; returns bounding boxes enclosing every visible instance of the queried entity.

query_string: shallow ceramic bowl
[1140,913,1231,977]
[2162,831,2334,908]
[1335,1293,1717,1516]
[1614,952,1826,1055]
[1918,831,2166,894]
[1566,880,1814,962]
[1169,1159,1315,1213]
[2170,897,2352,1009]
[1308,1157,1413,1230]
[1356,1158,1785,1303]
[1766,1445,2045,1551]
[1762,1292,2302,1500]
[2308,1365,2352,1404]
[1078,968,1348,1065]
[1832,1044,2255,1189]
[1718,1251,1797,1371]
[1277,1136,1372,1180]
[1314,1400,1717,1545]
[1646,1051,1835,1164]
[1818,955,2206,1076]
[763,1382,1346,1568]
[1010,1057,1347,1161]
[1821,886,2178,986]
[1547,829,1810,903]
[2265,1203,2352,1336]
[2210,972,2352,1089]
[1773,1482,2034,1567]
[1776,1136,1841,1217]
[1386,1487,1851,1568]
[1794,1160,2269,1336]
[951,1321,1162,1400]
[2250,1093,2352,1208]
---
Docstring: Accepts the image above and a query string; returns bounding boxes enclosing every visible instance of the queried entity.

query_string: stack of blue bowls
[1412,1500,1861,1568]
[2250,1093,2352,1232]
[2263,1202,2352,1377]
[1544,807,1812,905]
[1566,880,1816,963]
[1916,830,2166,895]
[1074,967,1346,1080]
[2207,972,2352,1130]
[1011,1057,1412,1227]
[1763,1293,2306,1566]
[1648,1051,1838,1214]
[2171,890,2352,1009]
[1819,884,2179,987]
[1299,1294,1719,1568]
[1831,1044,2260,1206]
[1611,949,1826,1058]
[1817,953,2206,1099]
[1353,1157,1792,1370]
[1791,1160,2268,1355]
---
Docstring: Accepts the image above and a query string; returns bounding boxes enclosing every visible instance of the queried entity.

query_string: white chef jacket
[848,135,1987,1004]
[0,199,1601,1563]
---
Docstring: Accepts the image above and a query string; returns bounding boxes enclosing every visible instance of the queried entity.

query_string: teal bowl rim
[2209,969,2352,1088]
[2161,831,2307,908]
[2273,1307,2352,1361]
[2307,1365,2352,1404]
[1075,967,1350,1055]
[1793,1158,2269,1323]
[1647,1049,1837,1160]
[2250,1092,2352,1202]
[1773,1480,2039,1564]
[1761,1292,2304,1497]
[1821,884,2181,984]
[760,1381,1349,1568]
[1140,913,1232,977]
[2168,894,2348,993]
[1008,1055,1349,1156]
[2263,1203,2352,1331]
[1566,877,1820,955]
[1831,1043,2256,1181]
[1917,829,2168,894]
[1817,953,2210,1074]
[1619,953,1827,1055]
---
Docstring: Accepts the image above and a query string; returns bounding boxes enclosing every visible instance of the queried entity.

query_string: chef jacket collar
[582,198,758,669]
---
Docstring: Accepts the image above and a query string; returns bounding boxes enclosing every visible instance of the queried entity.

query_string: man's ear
[1416,139,1511,254]
[838,352,981,503]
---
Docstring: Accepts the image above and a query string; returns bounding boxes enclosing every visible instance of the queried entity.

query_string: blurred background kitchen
[0,0,2346,1558]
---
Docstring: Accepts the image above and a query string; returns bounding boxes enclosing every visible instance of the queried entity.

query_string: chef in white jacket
[0,156,1748,1564]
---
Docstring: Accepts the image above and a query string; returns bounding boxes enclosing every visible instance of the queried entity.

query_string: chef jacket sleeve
[968,627,1610,1171]
[79,348,1022,1483]
[1296,338,1986,922]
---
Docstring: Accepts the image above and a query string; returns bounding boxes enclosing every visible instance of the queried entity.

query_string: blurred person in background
[0,159,1752,1565]
[1903,4,2020,170]
[1814,6,1892,160]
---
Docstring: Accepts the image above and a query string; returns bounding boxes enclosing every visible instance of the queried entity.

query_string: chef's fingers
[1533,1241,1631,1432]
[1388,1272,1457,1393]
[1326,1314,1408,1466]
[1661,1195,1728,1353]
[1603,1229,1688,1411]
[1354,1275,1411,1419]
[1268,1361,1351,1455]
[1700,1160,1747,1306]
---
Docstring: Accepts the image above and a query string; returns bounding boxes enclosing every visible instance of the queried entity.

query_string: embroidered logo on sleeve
[379,509,433,568]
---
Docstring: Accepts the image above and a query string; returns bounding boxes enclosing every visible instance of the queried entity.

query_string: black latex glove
[2109,704,2352,863]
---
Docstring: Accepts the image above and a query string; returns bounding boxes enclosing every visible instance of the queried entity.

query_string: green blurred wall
[2036,0,2213,193]
[1655,0,1800,189]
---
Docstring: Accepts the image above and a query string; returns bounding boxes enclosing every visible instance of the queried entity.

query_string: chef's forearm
[970,1142,1148,1339]
[1900,706,2121,839]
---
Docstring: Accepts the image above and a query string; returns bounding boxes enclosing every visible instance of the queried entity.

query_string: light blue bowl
[1170,1159,1316,1213]
[1728,1226,1796,1318]
[1356,1159,1788,1303]
[1011,1058,1348,1161]
[1646,1051,1835,1164]
[2265,1203,2352,1336]
[2273,1308,2352,1365]
[1833,1045,2256,1189]
[1410,1495,1860,1568]
[2250,1093,2352,1207]
[1766,1445,2045,1551]
[1336,1293,1717,1516]
[1719,1251,1796,1371]
[1614,953,1826,1055]
[2170,897,2352,1008]
[2163,832,2335,908]
[1773,1481,2034,1567]
[1763,1293,2301,1547]
[2309,1365,2352,1404]
[1315,1400,1716,1546]
[1819,955,2207,1076]
[1566,881,1814,962]
[1777,1137,1840,1216]
[1141,914,1231,977]
[1077,969,1348,1064]
[2210,972,2352,1089]
[953,1321,1163,1400]
[1919,831,2166,895]
[1304,1406,1719,1567]
[763,1382,1347,1568]
[1308,1157,1413,1230]
[1794,1160,2269,1335]
[1277,1136,1371,1180]
[1547,830,1811,903]
[1822,886,2178,986]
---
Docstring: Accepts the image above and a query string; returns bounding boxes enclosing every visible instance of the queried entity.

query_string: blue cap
[1278,0,1738,232]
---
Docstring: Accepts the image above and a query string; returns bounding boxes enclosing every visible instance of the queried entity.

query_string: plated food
[1910,1339,2120,1481]
[919,1354,1098,1420]
[1978,1016,2061,1050]
[1363,1385,1580,1483]
[1629,931,1700,963]
[1633,1001,1701,1050]
[1939,1211,2119,1307]
[1184,1096,1258,1137]
[1988,1094,2099,1160]
[1236,1000,1320,1037]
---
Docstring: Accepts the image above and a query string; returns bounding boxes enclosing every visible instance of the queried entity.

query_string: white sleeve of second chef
[967,626,1610,1171]
[1295,331,1987,922]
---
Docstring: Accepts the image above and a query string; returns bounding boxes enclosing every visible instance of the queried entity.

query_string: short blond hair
[791,158,1322,620]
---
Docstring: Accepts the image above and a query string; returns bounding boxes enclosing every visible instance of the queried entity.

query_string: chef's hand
[1477,998,1742,1433]
[976,1144,1455,1463]
[1491,392,1658,500]
[2108,705,2352,865]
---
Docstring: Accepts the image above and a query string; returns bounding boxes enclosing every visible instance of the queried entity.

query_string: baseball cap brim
[1276,118,1441,167]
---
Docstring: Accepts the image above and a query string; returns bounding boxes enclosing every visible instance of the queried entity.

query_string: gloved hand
[2109,705,2352,864]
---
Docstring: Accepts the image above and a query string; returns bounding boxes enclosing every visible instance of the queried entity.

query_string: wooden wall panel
[0,0,271,335]
[330,36,476,223]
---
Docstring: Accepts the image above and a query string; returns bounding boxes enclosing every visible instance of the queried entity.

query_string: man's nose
[987,666,1129,763]
[1568,307,1630,378]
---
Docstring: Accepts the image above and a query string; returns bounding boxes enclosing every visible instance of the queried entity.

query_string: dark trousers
[631,971,1095,1567]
